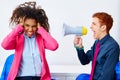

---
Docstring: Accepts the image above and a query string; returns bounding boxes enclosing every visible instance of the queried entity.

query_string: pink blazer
[1,25,59,80]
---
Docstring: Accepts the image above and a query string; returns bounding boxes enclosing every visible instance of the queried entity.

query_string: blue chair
[76,73,90,80]
[0,54,14,80]
[0,54,56,80]
[115,61,120,80]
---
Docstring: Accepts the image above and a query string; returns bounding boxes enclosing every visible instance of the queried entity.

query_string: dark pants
[15,76,41,80]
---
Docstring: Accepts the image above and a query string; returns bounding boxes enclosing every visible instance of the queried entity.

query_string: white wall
[0,0,120,75]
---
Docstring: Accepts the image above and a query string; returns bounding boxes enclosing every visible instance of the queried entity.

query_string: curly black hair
[10,1,50,32]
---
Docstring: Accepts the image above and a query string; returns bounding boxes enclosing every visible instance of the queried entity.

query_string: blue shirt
[17,33,42,77]
[75,34,120,80]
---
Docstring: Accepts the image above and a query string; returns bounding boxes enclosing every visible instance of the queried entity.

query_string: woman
[1,1,58,80]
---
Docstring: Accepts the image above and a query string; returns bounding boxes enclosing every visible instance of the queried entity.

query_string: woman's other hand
[18,17,25,26]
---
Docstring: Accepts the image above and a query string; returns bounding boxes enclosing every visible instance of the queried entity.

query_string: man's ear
[101,25,106,31]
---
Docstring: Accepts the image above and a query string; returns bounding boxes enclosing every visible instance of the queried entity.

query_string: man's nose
[90,25,93,29]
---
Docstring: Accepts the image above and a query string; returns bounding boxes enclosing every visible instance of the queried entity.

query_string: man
[74,12,119,80]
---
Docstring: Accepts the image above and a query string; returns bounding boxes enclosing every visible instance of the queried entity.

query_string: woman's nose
[28,27,33,31]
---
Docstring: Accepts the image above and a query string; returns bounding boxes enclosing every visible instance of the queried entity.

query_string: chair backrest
[76,73,90,80]
[0,54,14,80]
[115,61,120,80]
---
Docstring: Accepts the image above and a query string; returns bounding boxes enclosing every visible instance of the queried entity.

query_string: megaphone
[62,23,88,36]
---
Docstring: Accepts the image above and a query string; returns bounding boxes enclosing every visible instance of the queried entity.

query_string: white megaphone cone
[62,23,88,36]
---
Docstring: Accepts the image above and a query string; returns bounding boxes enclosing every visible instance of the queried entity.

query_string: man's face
[90,17,103,40]
[23,18,37,37]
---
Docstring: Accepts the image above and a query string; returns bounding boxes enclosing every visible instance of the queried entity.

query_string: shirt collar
[23,32,36,39]
[97,34,110,45]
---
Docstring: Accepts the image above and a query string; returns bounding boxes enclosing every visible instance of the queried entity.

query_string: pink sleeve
[1,24,24,50]
[37,27,59,51]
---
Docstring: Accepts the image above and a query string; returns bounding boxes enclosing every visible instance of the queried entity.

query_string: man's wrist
[74,45,84,50]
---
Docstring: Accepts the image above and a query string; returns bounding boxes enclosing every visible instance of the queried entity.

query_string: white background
[0,0,120,76]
